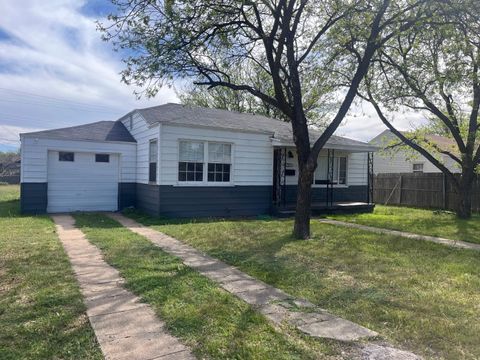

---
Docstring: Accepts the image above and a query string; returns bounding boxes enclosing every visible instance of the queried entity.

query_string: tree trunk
[456,175,473,219]
[293,162,315,239]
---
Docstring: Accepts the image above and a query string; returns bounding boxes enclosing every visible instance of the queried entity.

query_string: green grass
[126,210,480,360]
[0,185,102,359]
[328,205,480,244]
[74,213,341,360]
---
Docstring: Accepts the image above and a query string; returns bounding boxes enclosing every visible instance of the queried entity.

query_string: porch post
[367,152,374,204]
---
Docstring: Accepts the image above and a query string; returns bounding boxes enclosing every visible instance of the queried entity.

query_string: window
[207,143,231,182]
[59,152,74,162]
[178,141,204,182]
[149,140,158,182]
[413,163,424,173]
[177,141,232,183]
[129,115,133,130]
[313,156,347,185]
[95,154,109,163]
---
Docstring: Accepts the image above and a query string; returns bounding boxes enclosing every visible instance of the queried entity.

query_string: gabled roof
[126,103,376,151]
[21,121,136,143]
[371,129,457,153]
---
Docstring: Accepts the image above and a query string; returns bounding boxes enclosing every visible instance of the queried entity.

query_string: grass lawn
[0,185,102,359]
[126,210,480,360]
[74,213,343,360]
[328,205,480,244]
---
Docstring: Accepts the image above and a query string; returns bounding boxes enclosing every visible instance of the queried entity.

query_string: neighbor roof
[125,103,375,151]
[21,121,136,143]
[371,129,457,153]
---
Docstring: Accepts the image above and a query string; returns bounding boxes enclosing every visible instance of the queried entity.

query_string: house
[370,130,459,174]
[20,103,377,217]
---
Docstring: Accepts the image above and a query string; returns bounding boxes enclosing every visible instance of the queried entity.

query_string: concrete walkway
[107,213,377,342]
[319,219,480,251]
[52,215,195,360]
[108,213,423,359]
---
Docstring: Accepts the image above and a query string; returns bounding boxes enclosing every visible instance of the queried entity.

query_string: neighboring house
[370,129,459,174]
[20,103,376,216]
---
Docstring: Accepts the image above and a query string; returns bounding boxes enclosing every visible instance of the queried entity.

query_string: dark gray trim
[158,185,272,218]
[118,183,136,210]
[284,185,369,204]
[21,183,47,214]
[136,183,160,216]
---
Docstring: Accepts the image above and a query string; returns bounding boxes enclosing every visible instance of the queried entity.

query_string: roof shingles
[22,121,136,143]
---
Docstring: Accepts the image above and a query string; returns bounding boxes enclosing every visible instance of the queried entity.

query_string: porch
[273,201,375,217]
[272,145,375,216]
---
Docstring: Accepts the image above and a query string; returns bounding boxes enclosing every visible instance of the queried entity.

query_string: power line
[0,98,121,114]
[0,87,122,112]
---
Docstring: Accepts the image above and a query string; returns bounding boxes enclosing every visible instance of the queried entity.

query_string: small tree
[360,0,480,218]
[101,0,430,238]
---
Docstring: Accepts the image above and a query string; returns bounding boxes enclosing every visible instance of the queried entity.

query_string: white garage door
[47,151,119,213]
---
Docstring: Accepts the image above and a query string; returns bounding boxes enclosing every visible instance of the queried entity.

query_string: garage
[47,150,119,212]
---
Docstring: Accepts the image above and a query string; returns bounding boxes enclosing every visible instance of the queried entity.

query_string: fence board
[373,173,479,212]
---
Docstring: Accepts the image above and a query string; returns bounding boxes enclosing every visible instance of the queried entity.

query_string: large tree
[101,0,430,238]
[359,0,480,218]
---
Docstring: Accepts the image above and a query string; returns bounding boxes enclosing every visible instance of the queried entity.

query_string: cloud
[0,0,177,149]
[0,0,427,149]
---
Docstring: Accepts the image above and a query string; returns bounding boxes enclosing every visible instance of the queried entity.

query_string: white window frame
[312,155,348,187]
[412,162,424,173]
[176,140,234,186]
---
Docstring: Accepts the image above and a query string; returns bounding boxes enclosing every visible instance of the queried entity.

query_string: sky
[0,0,421,151]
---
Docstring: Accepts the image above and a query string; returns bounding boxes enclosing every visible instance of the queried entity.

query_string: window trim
[59,151,74,162]
[149,139,158,183]
[176,140,234,186]
[412,162,424,173]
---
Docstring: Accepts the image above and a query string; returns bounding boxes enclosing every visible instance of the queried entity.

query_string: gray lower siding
[135,184,272,218]
[284,185,369,204]
[118,183,136,210]
[21,183,48,214]
[136,183,160,215]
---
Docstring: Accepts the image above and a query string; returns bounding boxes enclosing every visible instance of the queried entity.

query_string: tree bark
[456,172,474,219]
[293,161,315,239]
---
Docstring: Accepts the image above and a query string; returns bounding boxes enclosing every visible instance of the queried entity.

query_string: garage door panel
[47,151,119,213]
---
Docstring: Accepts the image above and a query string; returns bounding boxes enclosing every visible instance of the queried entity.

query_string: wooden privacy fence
[374,173,480,212]
[0,175,20,184]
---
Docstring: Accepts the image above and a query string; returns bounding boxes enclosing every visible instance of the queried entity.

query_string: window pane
[59,152,74,162]
[208,143,231,163]
[208,173,214,181]
[314,157,327,182]
[339,157,347,184]
[179,141,204,162]
[95,154,109,163]
[149,140,158,163]
[149,163,157,182]
[179,162,203,182]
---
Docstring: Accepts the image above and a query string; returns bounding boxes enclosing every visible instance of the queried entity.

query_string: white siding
[373,151,459,174]
[285,149,368,186]
[20,137,136,183]
[160,124,273,186]
[120,112,159,184]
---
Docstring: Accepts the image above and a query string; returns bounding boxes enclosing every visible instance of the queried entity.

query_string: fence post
[442,173,447,210]
[398,175,403,205]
